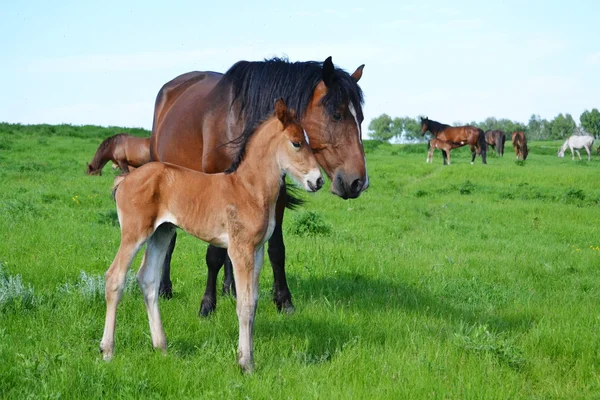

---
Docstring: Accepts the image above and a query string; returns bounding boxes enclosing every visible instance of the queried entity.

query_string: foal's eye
[332,112,343,121]
[292,141,301,148]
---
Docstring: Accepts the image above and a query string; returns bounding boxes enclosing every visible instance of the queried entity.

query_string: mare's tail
[478,129,488,164]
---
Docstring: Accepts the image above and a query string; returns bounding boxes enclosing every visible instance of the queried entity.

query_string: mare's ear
[351,64,365,82]
[275,98,287,125]
[322,56,335,87]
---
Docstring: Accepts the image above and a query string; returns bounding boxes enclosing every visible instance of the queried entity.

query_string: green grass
[1,125,600,398]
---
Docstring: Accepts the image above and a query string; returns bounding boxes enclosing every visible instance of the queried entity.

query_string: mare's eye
[333,112,343,121]
[292,141,301,148]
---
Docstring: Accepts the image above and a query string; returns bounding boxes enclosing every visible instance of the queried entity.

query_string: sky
[1,0,599,137]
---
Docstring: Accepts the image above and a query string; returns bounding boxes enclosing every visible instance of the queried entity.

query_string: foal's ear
[275,98,287,124]
[322,56,335,87]
[351,64,365,82]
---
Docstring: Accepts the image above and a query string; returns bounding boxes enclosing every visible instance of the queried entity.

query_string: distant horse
[512,131,528,160]
[101,99,323,373]
[426,138,463,165]
[485,130,506,157]
[151,57,368,316]
[420,117,487,165]
[557,135,594,161]
[87,134,150,175]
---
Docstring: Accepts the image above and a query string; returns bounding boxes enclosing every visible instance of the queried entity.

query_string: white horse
[557,135,595,161]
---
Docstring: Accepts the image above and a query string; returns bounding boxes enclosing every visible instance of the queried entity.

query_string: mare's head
[273,99,323,192]
[420,117,430,134]
[86,162,101,176]
[301,57,367,199]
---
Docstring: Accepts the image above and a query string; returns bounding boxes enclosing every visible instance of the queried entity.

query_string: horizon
[1,0,598,136]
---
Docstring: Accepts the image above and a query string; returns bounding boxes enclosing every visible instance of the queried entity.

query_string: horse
[151,57,368,316]
[557,135,594,161]
[426,138,463,165]
[485,130,506,157]
[87,133,151,175]
[512,131,528,160]
[420,117,487,165]
[101,99,323,373]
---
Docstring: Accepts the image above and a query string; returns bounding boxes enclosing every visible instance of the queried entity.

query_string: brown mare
[512,131,528,160]
[151,57,368,316]
[420,117,487,165]
[485,130,506,157]
[87,133,150,175]
[101,100,323,373]
[426,138,463,165]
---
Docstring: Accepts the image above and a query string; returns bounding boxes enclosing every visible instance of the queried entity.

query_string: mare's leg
[100,234,145,361]
[269,188,294,313]
[585,146,591,161]
[117,160,129,174]
[158,233,177,298]
[199,245,227,317]
[470,146,476,164]
[137,224,176,353]
[222,256,236,297]
[576,149,581,160]
[441,150,448,165]
[230,244,264,373]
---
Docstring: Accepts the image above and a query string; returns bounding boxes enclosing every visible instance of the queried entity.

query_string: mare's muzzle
[332,171,369,199]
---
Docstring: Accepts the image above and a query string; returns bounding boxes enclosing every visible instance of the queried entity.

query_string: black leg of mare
[442,150,448,165]
[222,256,236,298]
[158,233,177,298]
[269,222,294,313]
[199,245,227,317]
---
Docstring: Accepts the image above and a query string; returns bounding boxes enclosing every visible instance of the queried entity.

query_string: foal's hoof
[199,297,216,317]
[159,285,173,299]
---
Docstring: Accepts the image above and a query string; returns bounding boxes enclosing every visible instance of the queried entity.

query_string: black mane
[223,57,364,174]
[422,118,451,135]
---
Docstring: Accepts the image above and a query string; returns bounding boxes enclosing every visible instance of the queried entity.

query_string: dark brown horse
[420,117,487,165]
[150,57,368,316]
[485,130,506,157]
[87,134,151,175]
[512,131,528,160]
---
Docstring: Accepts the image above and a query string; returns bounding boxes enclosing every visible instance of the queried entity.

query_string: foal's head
[274,99,323,192]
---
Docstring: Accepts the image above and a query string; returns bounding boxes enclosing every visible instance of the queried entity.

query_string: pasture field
[1,123,599,399]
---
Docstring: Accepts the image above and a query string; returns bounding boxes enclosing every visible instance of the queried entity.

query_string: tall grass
[1,125,599,398]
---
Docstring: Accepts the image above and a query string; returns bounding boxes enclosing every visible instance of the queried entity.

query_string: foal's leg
[446,148,451,165]
[100,235,145,361]
[137,224,176,353]
[230,244,264,373]
[269,188,294,313]
[199,245,227,317]
[576,149,582,160]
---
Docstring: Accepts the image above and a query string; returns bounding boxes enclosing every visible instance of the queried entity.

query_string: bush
[0,264,38,312]
[288,211,332,237]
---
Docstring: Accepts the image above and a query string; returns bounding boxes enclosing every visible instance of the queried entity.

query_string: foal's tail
[111,175,127,201]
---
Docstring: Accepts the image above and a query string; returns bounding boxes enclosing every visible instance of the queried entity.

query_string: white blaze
[348,103,362,144]
[303,129,310,145]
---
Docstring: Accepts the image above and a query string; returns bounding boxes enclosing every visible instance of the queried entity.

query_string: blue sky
[1,0,599,135]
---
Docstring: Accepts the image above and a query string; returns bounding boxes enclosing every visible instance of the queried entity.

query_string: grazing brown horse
[101,100,323,373]
[151,57,368,316]
[485,130,506,157]
[512,131,528,160]
[426,138,463,165]
[87,133,150,175]
[420,117,487,165]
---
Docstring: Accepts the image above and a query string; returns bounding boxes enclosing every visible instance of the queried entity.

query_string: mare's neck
[428,120,449,135]
[232,119,283,203]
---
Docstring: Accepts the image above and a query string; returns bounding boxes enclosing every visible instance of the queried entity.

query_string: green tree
[368,114,394,141]
[580,109,600,138]
[548,113,576,139]
[527,114,550,140]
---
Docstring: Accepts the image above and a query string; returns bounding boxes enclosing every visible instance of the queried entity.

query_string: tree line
[368,108,600,142]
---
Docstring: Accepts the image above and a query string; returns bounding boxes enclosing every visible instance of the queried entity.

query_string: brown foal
[426,138,464,165]
[100,100,323,372]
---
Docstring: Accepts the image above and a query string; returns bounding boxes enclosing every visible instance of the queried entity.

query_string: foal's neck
[231,119,283,203]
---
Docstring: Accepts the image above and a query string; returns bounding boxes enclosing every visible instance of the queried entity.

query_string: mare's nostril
[350,178,363,195]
